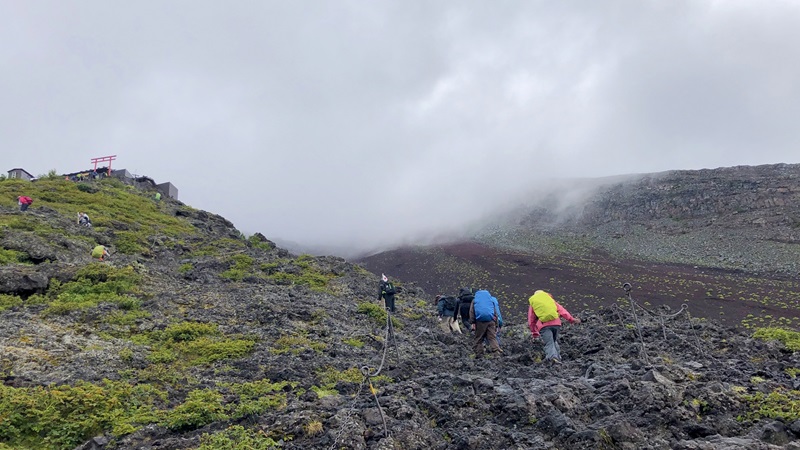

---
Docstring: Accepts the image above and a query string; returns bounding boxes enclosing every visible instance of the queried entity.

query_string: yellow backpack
[529,290,558,322]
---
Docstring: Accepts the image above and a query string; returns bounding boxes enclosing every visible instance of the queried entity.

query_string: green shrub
[247,235,275,251]
[0,294,22,312]
[163,321,219,342]
[146,322,257,366]
[0,380,166,450]
[753,327,800,351]
[103,309,152,326]
[220,268,247,281]
[44,264,142,315]
[295,254,314,268]
[119,348,134,362]
[259,261,283,274]
[311,386,338,398]
[739,388,800,422]
[262,256,336,291]
[269,271,332,291]
[221,254,255,281]
[357,301,400,328]
[177,337,256,364]
[270,333,326,355]
[311,366,390,398]
[317,366,365,386]
[0,248,28,265]
[147,347,178,364]
[162,389,228,431]
[317,366,390,387]
[221,379,293,418]
[117,297,142,310]
[198,425,280,450]
[343,337,364,348]
[114,231,146,254]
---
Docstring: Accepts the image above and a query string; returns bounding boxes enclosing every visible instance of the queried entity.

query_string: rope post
[686,307,706,358]
[623,282,650,365]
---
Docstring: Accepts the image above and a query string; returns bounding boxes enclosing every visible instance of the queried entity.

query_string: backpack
[529,290,559,322]
[472,290,496,322]
[442,296,457,311]
[458,287,474,302]
[19,196,33,205]
[382,281,396,296]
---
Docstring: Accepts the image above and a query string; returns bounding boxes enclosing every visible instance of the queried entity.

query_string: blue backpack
[473,290,496,322]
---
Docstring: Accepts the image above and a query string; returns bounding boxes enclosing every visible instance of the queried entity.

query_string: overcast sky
[2,1,800,256]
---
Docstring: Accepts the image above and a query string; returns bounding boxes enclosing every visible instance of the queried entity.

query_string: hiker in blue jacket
[469,289,502,358]
[436,294,462,334]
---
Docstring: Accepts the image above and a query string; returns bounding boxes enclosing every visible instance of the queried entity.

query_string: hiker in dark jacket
[377,273,397,313]
[469,289,502,358]
[457,287,474,332]
[436,294,462,334]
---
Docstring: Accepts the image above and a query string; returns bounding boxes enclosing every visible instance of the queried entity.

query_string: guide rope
[613,282,720,366]
[328,378,367,450]
[330,308,397,448]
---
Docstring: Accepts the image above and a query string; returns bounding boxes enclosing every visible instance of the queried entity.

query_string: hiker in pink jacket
[527,290,581,364]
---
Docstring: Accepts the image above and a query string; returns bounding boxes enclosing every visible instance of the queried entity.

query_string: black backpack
[458,287,474,302]
[382,281,396,296]
[442,296,458,311]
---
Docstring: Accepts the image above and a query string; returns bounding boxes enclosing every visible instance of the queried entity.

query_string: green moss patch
[198,425,282,450]
[0,294,23,312]
[356,301,399,328]
[270,332,326,355]
[44,264,142,315]
[0,248,30,265]
[739,388,800,422]
[162,389,227,431]
[220,254,255,281]
[0,380,167,450]
[311,366,390,398]
[753,327,800,351]
[145,322,257,366]
[163,379,294,431]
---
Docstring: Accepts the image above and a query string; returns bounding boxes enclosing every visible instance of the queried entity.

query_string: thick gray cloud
[2,1,799,256]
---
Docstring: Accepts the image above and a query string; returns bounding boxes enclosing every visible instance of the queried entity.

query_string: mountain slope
[482,163,800,274]
[359,163,800,330]
[1,176,800,449]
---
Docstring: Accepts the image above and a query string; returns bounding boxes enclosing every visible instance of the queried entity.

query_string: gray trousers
[541,325,561,361]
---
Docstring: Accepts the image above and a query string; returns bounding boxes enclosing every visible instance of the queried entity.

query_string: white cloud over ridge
[2,1,799,257]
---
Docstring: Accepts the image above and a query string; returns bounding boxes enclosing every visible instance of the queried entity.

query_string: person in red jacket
[18,196,33,212]
[527,290,581,364]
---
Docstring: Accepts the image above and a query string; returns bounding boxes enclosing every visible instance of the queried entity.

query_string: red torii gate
[90,155,116,175]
